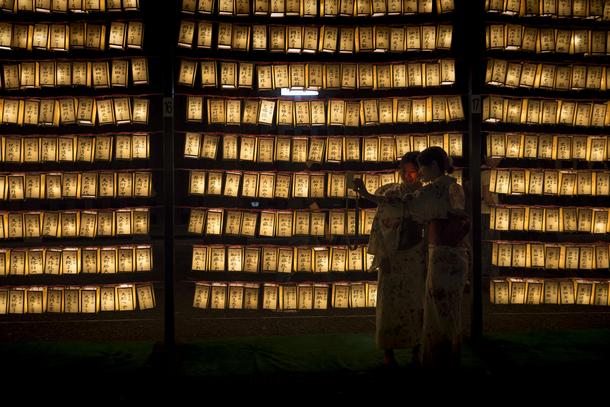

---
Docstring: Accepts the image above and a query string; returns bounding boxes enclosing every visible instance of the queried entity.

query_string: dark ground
[1,289,608,398]
[0,328,608,401]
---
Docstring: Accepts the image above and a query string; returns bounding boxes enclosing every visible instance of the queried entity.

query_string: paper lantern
[295,247,312,272]
[80,248,97,274]
[294,211,311,236]
[596,246,610,269]
[309,211,326,236]
[578,208,593,232]
[256,137,275,163]
[204,209,223,235]
[544,280,559,304]
[528,170,552,195]
[193,283,211,309]
[192,245,208,272]
[489,206,509,231]
[240,172,259,198]
[61,248,79,274]
[63,287,80,313]
[280,285,298,311]
[559,281,576,305]
[563,208,578,232]
[497,243,512,267]
[262,284,279,310]
[526,280,544,305]
[490,280,510,304]
[277,247,293,273]
[224,172,241,197]
[47,287,63,313]
[579,247,594,270]
[276,211,293,237]
[564,246,579,270]
[243,284,260,309]
[26,287,45,314]
[347,247,365,271]
[366,283,377,307]
[259,211,276,237]
[80,287,99,313]
[483,96,504,122]
[545,245,561,269]
[0,249,7,276]
[512,244,527,268]
[0,288,7,314]
[297,284,314,310]
[559,172,576,196]
[313,247,330,273]
[45,248,61,274]
[589,138,607,161]
[594,282,609,306]
[189,171,206,196]
[210,283,227,309]
[595,172,610,196]
[593,209,609,234]
[228,284,244,309]
[313,284,329,309]
[350,283,367,308]
[209,246,226,272]
[243,247,260,273]
[332,283,350,308]
[262,247,278,272]
[8,288,26,314]
[509,279,527,304]
[227,246,243,272]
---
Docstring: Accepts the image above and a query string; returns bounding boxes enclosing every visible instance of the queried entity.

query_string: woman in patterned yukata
[354,152,426,368]
[404,146,470,369]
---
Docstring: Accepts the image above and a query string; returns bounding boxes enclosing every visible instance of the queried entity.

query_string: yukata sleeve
[364,184,402,205]
[448,182,467,214]
[402,182,449,224]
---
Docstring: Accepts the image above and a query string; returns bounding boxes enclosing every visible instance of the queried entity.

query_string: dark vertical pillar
[464,0,484,341]
[161,0,176,349]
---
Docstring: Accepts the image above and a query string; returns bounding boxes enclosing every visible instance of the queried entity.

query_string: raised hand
[352,178,367,194]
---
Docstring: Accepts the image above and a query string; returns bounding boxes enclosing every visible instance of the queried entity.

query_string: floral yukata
[402,175,469,368]
[367,182,426,350]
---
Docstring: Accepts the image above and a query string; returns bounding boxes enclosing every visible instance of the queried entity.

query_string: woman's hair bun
[417,146,452,174]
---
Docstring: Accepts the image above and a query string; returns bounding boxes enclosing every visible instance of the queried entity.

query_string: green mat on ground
[479,329,610,370]
[0,341,155,374]
[178,334,484,376]
[0,330,608,376]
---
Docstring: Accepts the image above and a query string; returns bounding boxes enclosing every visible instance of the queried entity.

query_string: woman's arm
[401,181,449,223]
[352,178,386,204]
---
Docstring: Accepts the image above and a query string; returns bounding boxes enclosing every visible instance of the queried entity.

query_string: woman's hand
[384,189,402,199]
[352,178,367,195]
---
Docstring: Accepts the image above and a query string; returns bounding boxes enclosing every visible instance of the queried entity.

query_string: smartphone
[346,172,355,190]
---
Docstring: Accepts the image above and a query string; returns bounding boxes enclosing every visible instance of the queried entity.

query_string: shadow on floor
[0,329,608,397]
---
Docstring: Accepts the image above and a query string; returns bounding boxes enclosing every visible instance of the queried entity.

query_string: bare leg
[383,349,398,367]
[411,344,422,368]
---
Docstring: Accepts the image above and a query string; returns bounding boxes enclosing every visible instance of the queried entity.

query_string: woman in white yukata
[405,146,470,369]
[354,152,426,368]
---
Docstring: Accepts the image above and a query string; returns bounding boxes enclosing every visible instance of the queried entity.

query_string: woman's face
[418,162,442,182]
[400,162,419,184]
